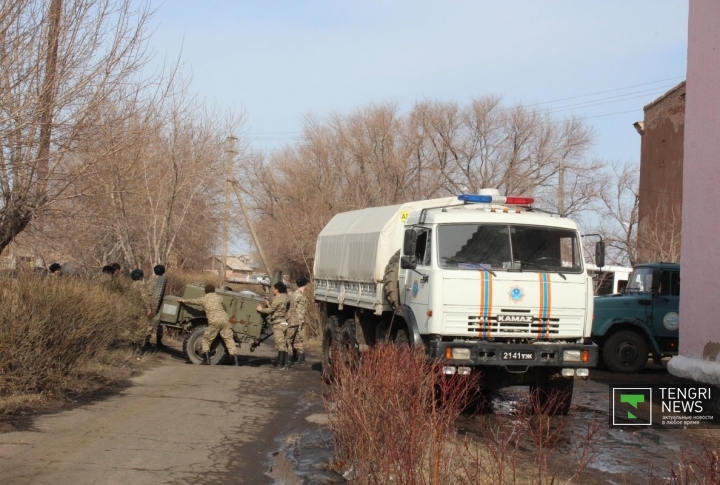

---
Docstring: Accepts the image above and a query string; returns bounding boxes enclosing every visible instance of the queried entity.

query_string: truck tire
[383,250,402,310]
[393,326,410,346]
[183,323,226,365]
[602,330,649,374]
[340,318,359,363]
[322,316,340,382]
[530,371,573,416]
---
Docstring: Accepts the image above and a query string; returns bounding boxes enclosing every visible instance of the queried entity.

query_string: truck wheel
[340,318,359,364]
[530,371,573,416]
[603,330,649,374]
[393,326,410,346]
[322,316,340,382]
[383,250,401,309]
[183,324,226,365]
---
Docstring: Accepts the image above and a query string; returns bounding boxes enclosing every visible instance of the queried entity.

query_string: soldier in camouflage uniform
[179,284,241,366]
[144,265,167,348]
[130,269,151,307]
[287,276,309,366]
[257,282,291,369]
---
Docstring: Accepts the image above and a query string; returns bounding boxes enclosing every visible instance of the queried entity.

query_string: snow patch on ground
[667,355,720,386]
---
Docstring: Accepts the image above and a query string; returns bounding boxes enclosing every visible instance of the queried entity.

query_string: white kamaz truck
[314,190,602,413]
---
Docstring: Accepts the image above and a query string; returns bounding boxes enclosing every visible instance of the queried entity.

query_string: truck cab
[592,262,680,373]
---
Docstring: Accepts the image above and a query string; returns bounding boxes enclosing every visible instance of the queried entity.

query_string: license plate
[501,351,534,360]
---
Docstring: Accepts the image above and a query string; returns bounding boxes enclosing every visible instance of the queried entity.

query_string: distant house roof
[215,256,253,272]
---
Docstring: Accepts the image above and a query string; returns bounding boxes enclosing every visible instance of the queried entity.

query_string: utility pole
[222,136,236,286]
[230,182,273,279]
[558,158,565,216]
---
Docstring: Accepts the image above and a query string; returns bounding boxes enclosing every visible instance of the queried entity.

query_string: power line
[525,76,684,107]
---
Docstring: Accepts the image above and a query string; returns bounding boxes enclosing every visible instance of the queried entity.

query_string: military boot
[282,352,292,370]
[273,351,282,368]
[278,351,288,370]
[232,354,241,366]
[287,351,296,368]
[201,352,211,365]
[297,353,306,366]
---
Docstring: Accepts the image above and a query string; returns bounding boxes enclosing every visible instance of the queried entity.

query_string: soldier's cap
[49,263,61,273]
[153,264,166,276]
[204,284,215,293]
[296,276,309,287]
[274,282,288,293]
[130,269,144,281]
[102,265,114,274]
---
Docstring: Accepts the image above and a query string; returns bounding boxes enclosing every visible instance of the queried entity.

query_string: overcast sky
[144,1,688,165]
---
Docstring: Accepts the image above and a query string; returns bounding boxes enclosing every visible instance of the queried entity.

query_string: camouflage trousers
[272,323,290,352]
[201,321,237,356]
[146,313,164,342]
[287,325,304,354]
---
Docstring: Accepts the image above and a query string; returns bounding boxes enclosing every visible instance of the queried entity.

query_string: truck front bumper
[427,341,599,368]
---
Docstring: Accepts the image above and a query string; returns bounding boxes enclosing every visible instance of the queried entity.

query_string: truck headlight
[451,348,471,360]
[563,350,581,362]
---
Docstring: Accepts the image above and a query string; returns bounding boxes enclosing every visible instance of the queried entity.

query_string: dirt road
[0,344,335,485]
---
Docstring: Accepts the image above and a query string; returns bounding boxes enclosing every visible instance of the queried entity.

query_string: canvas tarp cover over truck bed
[314,197,460,283]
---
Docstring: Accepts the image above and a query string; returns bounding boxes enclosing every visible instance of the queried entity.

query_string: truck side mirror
[403,228,418,256]
[400,256,417,270]
[595,241,605,268]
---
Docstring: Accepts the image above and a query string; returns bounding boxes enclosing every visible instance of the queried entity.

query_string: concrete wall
[636,83,684,264]
[672,0,720,379]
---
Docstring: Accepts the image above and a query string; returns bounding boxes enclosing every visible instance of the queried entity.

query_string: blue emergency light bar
[458,194,534,205]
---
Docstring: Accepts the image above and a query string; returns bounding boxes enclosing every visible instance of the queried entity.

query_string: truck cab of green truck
[592,262,680,373]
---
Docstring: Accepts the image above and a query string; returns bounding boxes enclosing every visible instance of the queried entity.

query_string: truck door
[405,229,432,332]
[651,270,680,349]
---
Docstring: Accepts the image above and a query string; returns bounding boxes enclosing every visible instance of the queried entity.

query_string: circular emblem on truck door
[663,312,680,331]
[509,286,524,303]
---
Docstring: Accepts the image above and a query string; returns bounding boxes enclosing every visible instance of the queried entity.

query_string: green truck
[591,262,680,373]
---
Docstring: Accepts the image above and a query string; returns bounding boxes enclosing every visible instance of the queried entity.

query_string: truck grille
[467,315,559,335]
[443,308,584,339]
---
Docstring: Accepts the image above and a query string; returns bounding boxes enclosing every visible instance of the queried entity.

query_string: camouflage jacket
[258,293,290,325]
[132,280,152,309]
[147,274,167,316]
[288,290,308,327]
[184,293,229,326]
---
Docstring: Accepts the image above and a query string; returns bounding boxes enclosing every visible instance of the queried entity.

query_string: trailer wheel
[183,323,226,365]
[322,316,340,382]
[530,371,573,416]
[383,250,401,309]
[602,330,649,374]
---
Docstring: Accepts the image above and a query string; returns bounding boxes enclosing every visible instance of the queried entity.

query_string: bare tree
[244,98,600,276]
[637,203,681,263]
[593,161,639,266]
[0,0,152,255]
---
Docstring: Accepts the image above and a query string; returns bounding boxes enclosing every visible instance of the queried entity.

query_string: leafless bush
[325,343,604,484]
[0,274,146,402]
[325,343,475,484]
[452,391,603,485]
[648,437,720,485]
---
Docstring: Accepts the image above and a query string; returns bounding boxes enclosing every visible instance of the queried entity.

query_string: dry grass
[0,274,148,412]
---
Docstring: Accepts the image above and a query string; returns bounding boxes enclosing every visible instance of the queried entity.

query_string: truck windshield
[625,267,654,292]
[437,224,583,273]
